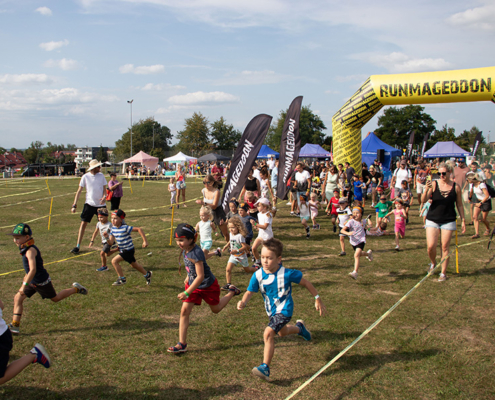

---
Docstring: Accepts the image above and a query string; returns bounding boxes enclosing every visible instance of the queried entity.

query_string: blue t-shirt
[111,224,134,251]
[247,264,303,317]
[240,215,257,239]
[353,181,364,199]
[183,244,216,289]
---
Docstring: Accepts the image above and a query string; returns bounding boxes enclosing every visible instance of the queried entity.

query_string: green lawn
[0,177,494,399]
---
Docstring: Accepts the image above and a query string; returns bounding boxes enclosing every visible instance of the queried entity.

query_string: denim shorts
[425,219,457,231]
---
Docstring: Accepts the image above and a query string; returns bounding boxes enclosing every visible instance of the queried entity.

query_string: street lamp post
[127,100,134,157]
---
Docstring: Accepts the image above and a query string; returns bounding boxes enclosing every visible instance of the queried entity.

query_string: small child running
[375,194,393,227]
[385,199,407,251]
[226,199,239,220]
[337,197,352,256]
[238,203,257,260]
[89,208,119,272]
[103,209,152,286]
[251,198,274,268]
[397,180,413,223]
[237,238,326,380]
[220,216,259,290]
[0,297,51,384]
[326,189,340,233]
[168,177,178,209]
[308,192,321,230]
[419,198,432,228]
[168,224,241,354]
[195,205,221,260]
[299,194,311,239]
[7,223,88,335]
[341,206,373,280]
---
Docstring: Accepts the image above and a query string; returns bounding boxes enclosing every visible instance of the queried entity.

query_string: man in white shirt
[70,159,107,254]
[267,156,276,172]
[294,162,312,209]
[391,161,412,196]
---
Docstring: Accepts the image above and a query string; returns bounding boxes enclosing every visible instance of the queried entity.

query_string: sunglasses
[439,172,448,176]
[202,180,210,184]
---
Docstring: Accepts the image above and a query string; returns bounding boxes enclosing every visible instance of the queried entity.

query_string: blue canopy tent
[257,145,279,159]
[298,144,331,158]
[361,132,401,172]
[423,141,471,158]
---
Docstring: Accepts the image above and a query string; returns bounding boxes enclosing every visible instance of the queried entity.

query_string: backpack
[486,182,495,198]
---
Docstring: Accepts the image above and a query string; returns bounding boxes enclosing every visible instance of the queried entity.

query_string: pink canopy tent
[121,151,159,173]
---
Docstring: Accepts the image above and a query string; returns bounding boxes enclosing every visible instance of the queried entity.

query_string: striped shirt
[111,224,134,251]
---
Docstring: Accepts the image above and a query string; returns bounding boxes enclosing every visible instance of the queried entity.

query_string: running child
[385,199,407,251]
[220,216,258,290]
[397,180,413,223]
[0,297,51,384]
[89,208,119,272]
[239,203,257,259]
[308,192,321,230]
[299,194,311,239]
[226,198,239,220]
[341,206,373,279]
[168,224,241,354]
[245,191,259,220]
[367,220,392,236]
[251,198,274,268]
[326,189,340,232]
[195,205,221,260]
[375,194,393,227]
[168,177,177,209]
[353,174,366,206]
[337,197,352,256]
[419,198,432,228]
[237,238,326,380]
[103,209,152,286]
[7,224,88,335]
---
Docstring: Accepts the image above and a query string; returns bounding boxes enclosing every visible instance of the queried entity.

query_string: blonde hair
[245,190,254,199]
[200,205,213,219]
[438,161,453,173]
[227,216,248,237]
[310,192,317,199]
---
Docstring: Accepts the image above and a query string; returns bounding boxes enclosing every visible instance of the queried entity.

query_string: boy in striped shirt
[237,238,326,380]
[103,209,152,286]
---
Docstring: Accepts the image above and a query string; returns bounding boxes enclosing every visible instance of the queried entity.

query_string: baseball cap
[338,197,348,204]
[239,203,249,211]
[299,194,308,201]
[174,223,196,239]
[255,198,270,206]
[112,209,126,219]
[7,223,32,236]
[333,188,340,193]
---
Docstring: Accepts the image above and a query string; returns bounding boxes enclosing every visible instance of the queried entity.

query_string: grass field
[0,176,494,400]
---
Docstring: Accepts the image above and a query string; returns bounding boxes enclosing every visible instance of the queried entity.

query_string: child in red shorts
[167,223,241,354]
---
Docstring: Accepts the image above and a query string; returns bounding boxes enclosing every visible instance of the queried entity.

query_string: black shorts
[119,249,136,264]
[110,196,121,211]
[215,180,223,190]
[245,236,253,246]
[102,243,111,254]
[268,314,292,334]
[480,201,492,212]
[80,204,105,223]
[352,242,366,251]
[0,329,13,379]
[212,207,227,227]
[24,281,57,299]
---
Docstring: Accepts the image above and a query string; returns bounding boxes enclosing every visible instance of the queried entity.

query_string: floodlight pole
[127,100,134,157]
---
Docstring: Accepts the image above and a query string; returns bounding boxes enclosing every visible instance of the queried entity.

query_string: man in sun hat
[70,159,107,254]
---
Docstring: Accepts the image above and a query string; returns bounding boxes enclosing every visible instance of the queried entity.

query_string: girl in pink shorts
[385,199,407,251]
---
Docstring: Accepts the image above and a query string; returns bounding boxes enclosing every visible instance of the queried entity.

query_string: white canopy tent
[163,152,197,164]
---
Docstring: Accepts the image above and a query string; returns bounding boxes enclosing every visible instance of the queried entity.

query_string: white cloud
[39,39,69,51]
[356,52,453,74]
[335,74,368,83]
[43,58,79,71]
[35,6,52,16]
[119,64,165,74]
[168,91,240,105]
[213,70,293,85]
[140,83,185,91]
[447,4,495,31]
[0,73,53,85]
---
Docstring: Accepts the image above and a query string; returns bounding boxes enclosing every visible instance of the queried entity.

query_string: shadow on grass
[0,384,244,400]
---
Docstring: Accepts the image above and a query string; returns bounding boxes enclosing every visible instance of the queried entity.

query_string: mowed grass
[0,176,494,400]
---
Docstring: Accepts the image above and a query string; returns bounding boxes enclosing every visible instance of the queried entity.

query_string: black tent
[197,153,231,162]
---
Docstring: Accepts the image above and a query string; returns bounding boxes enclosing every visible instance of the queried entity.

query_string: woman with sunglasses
[422,162,465,282]
[196,175,230,242]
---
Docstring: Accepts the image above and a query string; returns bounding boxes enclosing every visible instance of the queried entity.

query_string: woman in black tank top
[422,162,466,282]
[239,168,261,202]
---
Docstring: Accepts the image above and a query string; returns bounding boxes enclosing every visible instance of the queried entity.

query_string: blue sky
[0,0,494,149]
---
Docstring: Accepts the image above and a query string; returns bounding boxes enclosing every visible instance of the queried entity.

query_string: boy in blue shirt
[237,238,326,380]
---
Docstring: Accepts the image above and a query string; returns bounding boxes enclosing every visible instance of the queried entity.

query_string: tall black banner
[221,114,272,213]
[406,130,415,161]
[420,132,429,158]
[472,130,483,157]
[276,96,303,200]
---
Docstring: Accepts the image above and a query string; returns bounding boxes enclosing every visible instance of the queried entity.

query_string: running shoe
[252,363,270,380]
[112,277,127,286]
[349,271,358,280]
[221,283,231,291]
[338,251,346,256]
[72,282,88,295]
[333,225,337,233]
[366,249,373,262]
[215,248,222,257]
[144,271,152,285]
[70,247,80,254]
[228,285,242,296]
[395,245,400,251]
[8,323,19,335]
[438,274,447,282]
[427,262,435,272]
[30,343,51,368]
[296,320,312,341]
[96,266,108,272]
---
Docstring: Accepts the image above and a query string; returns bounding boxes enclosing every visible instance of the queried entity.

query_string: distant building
[0,152,27,170]
[74,146,108,166]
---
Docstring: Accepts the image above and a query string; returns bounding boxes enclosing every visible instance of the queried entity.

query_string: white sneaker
[395,245,400,251]
[428,262,435,272]
[366,249,373,262]
[371,203,375,207]
[286,202,292,206]
[438,273,447,282]
[348,271,358,280]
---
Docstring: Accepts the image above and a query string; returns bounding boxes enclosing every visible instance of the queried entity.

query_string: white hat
[87,159,102,171]
[255,198,271,206]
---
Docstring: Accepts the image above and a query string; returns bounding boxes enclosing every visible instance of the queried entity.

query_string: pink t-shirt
[346,219,366,246]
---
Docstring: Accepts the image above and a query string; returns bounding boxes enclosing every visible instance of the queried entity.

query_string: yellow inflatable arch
[332,66,495,174]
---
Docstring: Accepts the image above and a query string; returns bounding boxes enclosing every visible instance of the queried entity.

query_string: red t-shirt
[330,197,339,215]
[211,166,223,181]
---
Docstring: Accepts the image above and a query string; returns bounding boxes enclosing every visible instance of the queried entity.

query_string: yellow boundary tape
[0,188,46,199]
[0,192,75,208]
[284,238,488,400]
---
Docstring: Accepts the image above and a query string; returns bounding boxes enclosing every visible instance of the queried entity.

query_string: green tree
[454,126,485,152]
[24,141,44,163]
[375,105,436,149]
[97,146,108,162]
[265,105,327,152]
[428,124,456,149]
[175,112,211,154]
[210,117,242,150]
[114,117,172,160]
[0,147,6,154]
